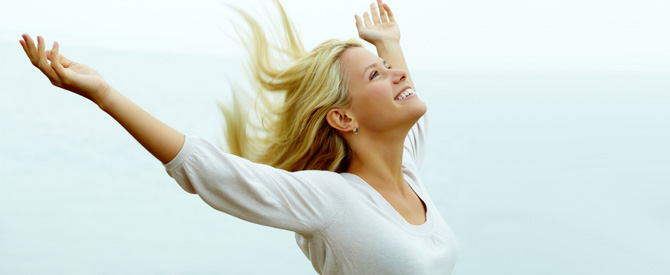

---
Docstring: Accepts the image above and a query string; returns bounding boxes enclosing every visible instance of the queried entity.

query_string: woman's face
[340,47,427,133]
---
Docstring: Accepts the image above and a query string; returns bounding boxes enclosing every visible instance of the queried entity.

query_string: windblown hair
[221,0,362,172]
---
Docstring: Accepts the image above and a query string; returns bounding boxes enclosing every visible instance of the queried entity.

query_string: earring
[353,127,358,135]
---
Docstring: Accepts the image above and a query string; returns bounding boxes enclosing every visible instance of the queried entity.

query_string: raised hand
[20,33,185,164]
[354,0,400,45]
[19,34,111,106]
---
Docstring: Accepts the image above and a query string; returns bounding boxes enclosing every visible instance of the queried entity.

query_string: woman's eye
[370,70,379,80]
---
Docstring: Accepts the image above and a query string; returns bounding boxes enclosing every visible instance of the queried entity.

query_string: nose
[392,68,407,84]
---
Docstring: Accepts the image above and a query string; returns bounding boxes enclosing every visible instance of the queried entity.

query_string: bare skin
[19,0,427,225]
[19,34,185,164]
[346,0,428,225]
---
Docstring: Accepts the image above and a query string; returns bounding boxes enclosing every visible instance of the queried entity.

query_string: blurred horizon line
[4,38,670,76]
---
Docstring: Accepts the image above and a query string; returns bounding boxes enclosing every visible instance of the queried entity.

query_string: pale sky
[2,0,669,73]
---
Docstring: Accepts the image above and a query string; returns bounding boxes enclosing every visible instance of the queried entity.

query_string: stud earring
[353,127,358,135]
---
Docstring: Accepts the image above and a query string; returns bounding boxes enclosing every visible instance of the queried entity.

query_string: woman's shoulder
[294,169,352,187]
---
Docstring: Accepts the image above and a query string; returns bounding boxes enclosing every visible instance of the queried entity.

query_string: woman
[19,0,458,274]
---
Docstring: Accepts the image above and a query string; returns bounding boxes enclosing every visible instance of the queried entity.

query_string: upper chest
[377,184,427,226]
[319,197,457,274]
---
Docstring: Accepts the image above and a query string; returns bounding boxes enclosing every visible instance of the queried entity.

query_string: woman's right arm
[20,34,184,164]
[20,35,344,233]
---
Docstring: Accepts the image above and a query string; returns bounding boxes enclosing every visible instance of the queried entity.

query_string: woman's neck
[346,130,407,192]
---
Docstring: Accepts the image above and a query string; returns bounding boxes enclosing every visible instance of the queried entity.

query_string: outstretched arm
[19,34,184,164]
[355,0,413,87]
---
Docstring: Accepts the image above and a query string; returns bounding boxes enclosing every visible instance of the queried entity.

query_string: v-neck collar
[341,172,436,235]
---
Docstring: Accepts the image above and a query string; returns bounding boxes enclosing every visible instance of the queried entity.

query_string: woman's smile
[394,86,415,100]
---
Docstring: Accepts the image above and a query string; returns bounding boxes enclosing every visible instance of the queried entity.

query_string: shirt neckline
[340,172,436,235]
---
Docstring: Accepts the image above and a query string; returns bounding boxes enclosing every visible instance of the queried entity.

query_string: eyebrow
[362,60,388,79]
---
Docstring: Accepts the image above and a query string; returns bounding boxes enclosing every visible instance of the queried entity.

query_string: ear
[326,108,356,133]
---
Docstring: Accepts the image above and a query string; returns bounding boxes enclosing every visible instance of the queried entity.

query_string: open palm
[355,0,400,45]
[20,34,110,104]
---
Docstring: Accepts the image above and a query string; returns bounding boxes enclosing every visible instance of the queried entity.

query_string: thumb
[45,50,73,67]
[354,15,368,39]
[355,15,365,33]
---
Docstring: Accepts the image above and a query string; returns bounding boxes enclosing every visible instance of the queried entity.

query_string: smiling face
[339,47,427,134]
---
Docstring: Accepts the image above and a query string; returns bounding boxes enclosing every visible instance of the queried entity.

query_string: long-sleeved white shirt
[165,116,458,274]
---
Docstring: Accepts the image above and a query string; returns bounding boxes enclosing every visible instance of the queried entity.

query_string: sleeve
[164,135,347,235]
[403,114,428,169]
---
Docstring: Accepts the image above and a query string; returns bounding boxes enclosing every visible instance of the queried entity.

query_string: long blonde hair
[221,0,362,172]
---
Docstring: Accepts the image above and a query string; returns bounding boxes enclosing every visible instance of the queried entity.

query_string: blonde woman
[19,0,458,273]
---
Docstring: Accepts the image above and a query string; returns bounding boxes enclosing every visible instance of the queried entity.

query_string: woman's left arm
[355,0,413,88]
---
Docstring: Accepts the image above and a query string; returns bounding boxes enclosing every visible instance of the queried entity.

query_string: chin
[394,99,426,132]
[409,98,428,121]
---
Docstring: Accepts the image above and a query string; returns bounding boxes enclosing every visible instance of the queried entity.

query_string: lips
[394,86,415,100]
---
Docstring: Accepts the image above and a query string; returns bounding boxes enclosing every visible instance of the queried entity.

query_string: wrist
[374,41,403,58]
[374,39,401,49]
[96,85,118,112]
[374,40,402,55]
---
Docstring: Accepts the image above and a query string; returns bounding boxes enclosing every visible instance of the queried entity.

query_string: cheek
[369,83,390,100]
[352,83,389,109]
[357,82,390,107]
[350,83,393,122]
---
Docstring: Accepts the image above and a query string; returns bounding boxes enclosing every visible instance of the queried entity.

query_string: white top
[164,116,458,274]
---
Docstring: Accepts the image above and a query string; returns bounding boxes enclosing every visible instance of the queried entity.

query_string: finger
[37,36,45,59]
[19,39,31,60]
[36,36,60,81]
[37,36,50,68]
[50,42,68,81]
[378,0,388,23]
[354,15,365,36]
[22,34,38,64]
[370,3,381,24]
[363,12,373,29]
[46,48,73,68]
[384,3,395,22]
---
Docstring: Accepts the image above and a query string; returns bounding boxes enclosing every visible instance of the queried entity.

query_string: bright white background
[1,0,669,73]
[1,0,669,274]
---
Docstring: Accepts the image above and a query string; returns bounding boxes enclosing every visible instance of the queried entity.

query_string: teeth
[395,88,414,100]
